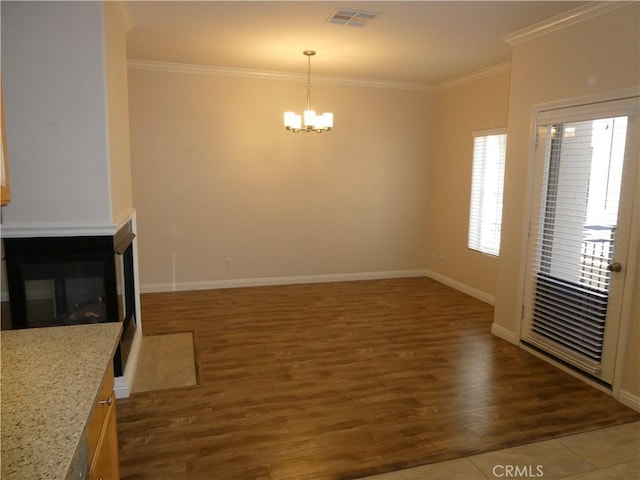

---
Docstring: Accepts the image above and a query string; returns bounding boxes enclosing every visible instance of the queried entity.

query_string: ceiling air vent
[327,9,380,27]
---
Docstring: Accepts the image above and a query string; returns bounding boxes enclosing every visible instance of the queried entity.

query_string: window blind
[468,131,507,256]
[523,115,628,371]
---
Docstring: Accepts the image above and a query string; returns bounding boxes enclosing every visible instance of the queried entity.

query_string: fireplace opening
[21,256,112,327]
[3,222,137,376]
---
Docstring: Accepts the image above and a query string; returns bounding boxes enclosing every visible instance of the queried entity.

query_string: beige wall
[104,2,133,224]
[429,70,511,302]
[494,4,640,399]
[128,68,433,289]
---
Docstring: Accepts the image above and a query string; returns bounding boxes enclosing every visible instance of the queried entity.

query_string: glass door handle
[607,262,623,272]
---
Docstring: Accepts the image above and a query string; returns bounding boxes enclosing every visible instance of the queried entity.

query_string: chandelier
[284,50,333,133]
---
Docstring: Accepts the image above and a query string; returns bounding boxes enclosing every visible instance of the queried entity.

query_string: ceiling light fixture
[284,50,333,133]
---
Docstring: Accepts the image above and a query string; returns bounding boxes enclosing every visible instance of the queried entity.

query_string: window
[468,130,507,256]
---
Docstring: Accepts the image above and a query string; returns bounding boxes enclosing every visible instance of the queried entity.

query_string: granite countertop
[1,322,123,480]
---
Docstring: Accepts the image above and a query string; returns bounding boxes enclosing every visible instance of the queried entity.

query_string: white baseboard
[491,322,519,345]
[114,323,143,399]
[424,269,495,305]
[139,269,430,294]
[617,390,640,412]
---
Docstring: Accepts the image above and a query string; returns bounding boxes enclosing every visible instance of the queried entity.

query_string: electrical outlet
[438,255,445,265]
[225,258,232,269]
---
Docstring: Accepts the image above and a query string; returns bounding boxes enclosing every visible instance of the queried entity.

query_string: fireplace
[3,222,137,376]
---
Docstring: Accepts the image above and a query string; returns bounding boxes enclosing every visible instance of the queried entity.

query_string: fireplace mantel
[1,207,137,238]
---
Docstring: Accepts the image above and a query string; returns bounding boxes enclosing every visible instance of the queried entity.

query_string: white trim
[113,207,137,231]
[114,323,142,399]
[513,99,552,352]
[139,270,429,294]
[472,127,507,138]
[438,61,511,90]
[537,97,639,124]
[491,322,519,345]
[112,1,135,33]
[617,390,640,412]
[1,222,121,238]
[424,269,495,305]
[115,212,143,399]
[532,87,640,115]
[129,58,516,92]
[0,208,137,238]
[114,376,129,399]
[503,1,632,46]
[612,106,640,401]
[130,212,143,334]
[127,59,435,92]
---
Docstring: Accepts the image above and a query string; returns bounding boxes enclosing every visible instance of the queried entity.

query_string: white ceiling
[126,1,588,86]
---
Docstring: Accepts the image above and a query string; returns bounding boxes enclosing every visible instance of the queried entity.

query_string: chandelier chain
[306,53,312,111]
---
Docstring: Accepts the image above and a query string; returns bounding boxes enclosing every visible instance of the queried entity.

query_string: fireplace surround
[3,222,137,377]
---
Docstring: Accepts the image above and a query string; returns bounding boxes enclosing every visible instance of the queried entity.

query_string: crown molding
[127,59,436,92]
[437,61,511,90]
[128,58,516,93]
[503,1,632,46]
[113,1,135,33]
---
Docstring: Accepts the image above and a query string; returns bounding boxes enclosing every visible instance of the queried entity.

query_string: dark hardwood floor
[116,277,639,480]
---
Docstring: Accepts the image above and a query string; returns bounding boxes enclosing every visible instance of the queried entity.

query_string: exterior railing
[580,225,614,291]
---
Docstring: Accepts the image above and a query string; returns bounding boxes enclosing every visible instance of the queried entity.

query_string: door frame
[514,87,640,400]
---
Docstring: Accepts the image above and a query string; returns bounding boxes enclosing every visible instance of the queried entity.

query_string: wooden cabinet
[87,364,120,480]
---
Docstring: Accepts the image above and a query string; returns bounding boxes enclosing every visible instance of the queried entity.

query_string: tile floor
[131,331,197,393]
[358,421,640,480]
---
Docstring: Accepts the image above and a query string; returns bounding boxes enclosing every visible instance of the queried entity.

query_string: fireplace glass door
[23,259,108,327]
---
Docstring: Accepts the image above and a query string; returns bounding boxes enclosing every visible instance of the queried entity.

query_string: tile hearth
[131,332,197,393]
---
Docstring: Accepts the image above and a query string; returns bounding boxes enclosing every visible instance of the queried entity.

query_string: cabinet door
[88,365,115,463]
[89,400,120,480]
